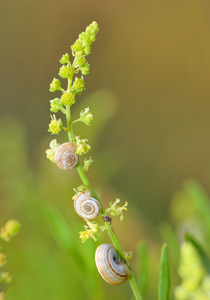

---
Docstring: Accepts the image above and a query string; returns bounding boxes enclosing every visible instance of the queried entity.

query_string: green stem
[65,66,143,300]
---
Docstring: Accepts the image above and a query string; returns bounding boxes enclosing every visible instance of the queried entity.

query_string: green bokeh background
[1,0,210,299]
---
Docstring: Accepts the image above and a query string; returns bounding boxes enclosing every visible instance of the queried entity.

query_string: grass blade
[158,244,170,300]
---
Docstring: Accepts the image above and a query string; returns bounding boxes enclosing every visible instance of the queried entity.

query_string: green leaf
[137,242,148,297]
[185,232,210,273]
[158,244,170,300]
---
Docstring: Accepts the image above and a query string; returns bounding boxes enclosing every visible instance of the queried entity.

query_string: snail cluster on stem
[46,21,136,297]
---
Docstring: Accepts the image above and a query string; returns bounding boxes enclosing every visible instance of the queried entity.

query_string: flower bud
[80,107,93,125]
[48,115,63,135]
[46,139,60,163]
[59,65,71,79]
[83,157,94,171]
[61,91,75,106]
[75,136,91,155]
[50,98,62,113]
[49,78,61,92]
[59,53,70,64]
[72,77,85,96]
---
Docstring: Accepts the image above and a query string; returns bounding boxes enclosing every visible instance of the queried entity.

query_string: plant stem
[65,68,143,300]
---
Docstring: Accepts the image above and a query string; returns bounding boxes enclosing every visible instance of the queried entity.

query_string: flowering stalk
[46,21,142,300]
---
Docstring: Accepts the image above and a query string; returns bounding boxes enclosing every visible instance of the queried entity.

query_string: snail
[74,191,101,219]
[54,142,79,170]
[95,244,130,285]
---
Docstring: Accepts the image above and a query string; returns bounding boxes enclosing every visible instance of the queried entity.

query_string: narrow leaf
[158,244,170,300]
[185,232,210,273]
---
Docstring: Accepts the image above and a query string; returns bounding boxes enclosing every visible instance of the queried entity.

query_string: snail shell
[74,191,101,219]
[95,244,130,285]
[54,142,79,170]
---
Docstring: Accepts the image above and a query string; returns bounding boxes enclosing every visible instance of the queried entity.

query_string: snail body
[95,244,130,285]
[74,191,101,219]
[54,142,79,170]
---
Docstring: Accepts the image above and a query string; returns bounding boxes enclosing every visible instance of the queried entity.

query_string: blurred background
[1,0,210,299]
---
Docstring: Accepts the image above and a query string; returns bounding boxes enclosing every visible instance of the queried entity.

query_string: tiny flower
[0,220,21,242]
[0,292,4,300]
[59,53,70,64]
[72,185,87,200]
[48,115,63,135]
[124,251,133,261]
[83,157,94,171]
[49,78,61,92]
[75,136,91,155]
[80,107,93,125]
[79,219,105,243]
[45,139,60,163]
[105,199,128,221]
[50,98,63,113]
[59,65,71,79]
[61,91,75,106]
[72,77,85,96]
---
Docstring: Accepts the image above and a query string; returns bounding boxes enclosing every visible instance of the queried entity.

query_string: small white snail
[74,191,101,219]
[54,142,79,170]
[95,244,130,285]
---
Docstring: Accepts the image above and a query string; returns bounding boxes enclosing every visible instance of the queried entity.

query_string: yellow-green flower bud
[105,199,128,221]
[59,65,71,79]
[59,53,70,64]
[50,98,62,113]
[83,157,94,171]
[48,115,63,135]
[80,107,93,125]
[72,77,85,96]
[46,139,60,163]
[80,63,90,75]
[49,78,61,92]
[0,220,21,241]
[75,136,91,155]
[61,91,75,106]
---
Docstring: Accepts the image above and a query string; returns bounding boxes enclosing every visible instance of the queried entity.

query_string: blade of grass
[158,244,170,300]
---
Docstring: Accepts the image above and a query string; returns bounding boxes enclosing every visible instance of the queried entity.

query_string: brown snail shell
[95,244,130,285]
[54,142,79,170]
[74,191,101,219]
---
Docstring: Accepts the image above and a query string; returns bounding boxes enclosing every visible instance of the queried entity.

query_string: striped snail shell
[95,244,130,285]
[54,142,79,170]
[74,191,101,219]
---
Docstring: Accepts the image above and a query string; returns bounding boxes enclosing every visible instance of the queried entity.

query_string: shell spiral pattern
[74,191,101,219]
[95,244,130,285]
[54,142,79,170]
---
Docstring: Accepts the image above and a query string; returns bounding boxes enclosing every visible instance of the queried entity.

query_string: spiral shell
[95,244,130,285]
[54,142,79,170]
[74,191,101,219]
